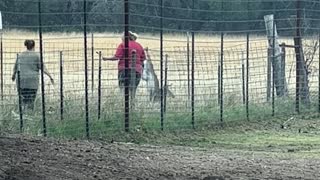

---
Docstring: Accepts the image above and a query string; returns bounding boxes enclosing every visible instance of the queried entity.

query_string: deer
[142,47,175,103]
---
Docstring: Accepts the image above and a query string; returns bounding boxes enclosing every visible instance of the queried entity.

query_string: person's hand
[11,75,16,82]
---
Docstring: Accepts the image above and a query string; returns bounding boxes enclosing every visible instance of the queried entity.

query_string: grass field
[0,30,319,138]
[1,31,320,179]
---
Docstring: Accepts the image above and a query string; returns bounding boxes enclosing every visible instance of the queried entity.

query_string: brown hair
[24,40,35,50]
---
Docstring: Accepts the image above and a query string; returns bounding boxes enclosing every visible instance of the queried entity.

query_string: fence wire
[0,0,319,138]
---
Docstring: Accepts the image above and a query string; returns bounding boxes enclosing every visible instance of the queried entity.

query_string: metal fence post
[0,32,3,100]
[220,32,224,124]
[38,0,47,137]
[191,32,195,129]
[318,34,320,113]
[164,54,168,114]
[187,32,190,104]
[191,0,195,129]
[246,33,250,121]
[16,54,23,133]
[272,15,276,117]
[91,33,94,94]
[59,51,64,121]
[98,51,102,120]
[83,0,90,138]
[160,0,164,131]
[124,0,130,132]
[218,53,221,106]
[241,51,245,105]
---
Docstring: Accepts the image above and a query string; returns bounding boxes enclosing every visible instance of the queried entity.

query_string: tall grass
[1,31,319,141]
[1,90,318,141]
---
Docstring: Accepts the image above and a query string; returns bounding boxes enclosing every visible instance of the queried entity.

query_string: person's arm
[102,56,119,61]
[37,55,54,84]
[43,65,54,84]
[103,43,123,61]
[12,57,18,81]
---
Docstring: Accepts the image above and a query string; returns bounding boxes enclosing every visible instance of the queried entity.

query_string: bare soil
[1,135,320,180]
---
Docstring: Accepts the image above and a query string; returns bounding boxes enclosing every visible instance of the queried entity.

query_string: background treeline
[0,0,319,35]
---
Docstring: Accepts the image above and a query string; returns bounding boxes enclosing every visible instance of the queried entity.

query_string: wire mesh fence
[0,0,319,139]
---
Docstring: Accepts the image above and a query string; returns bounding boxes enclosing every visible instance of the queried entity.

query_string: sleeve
[37,54,41,70]
[13,56,18,74]
[114,43,124,59]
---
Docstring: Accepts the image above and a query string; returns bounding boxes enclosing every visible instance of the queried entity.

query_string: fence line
[0,0,319,139]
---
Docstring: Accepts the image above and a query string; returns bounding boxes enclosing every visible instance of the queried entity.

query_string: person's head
[24,40,35,50]
[121,31,138,42]
[129,31,138,41]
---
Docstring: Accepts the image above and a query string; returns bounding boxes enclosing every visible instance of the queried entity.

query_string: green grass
[2,94,320,157]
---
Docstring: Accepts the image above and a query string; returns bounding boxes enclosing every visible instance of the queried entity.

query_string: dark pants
[19,88,37,111]
[118,70,141,90]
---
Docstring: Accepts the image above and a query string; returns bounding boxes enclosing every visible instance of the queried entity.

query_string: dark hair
[24,40,35,50]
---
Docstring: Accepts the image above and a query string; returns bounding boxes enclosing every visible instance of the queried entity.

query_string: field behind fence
[1,31,319,138]
[0,0,320,139]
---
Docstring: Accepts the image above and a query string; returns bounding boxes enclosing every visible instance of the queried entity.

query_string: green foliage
[0,0,318,34]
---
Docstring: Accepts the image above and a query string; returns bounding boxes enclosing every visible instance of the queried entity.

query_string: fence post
[191,0,195,129]
[160,0,164,131]
[318,34,320,113]
[264,14,287,98]
[220,32,224,124]
[98,51,102,120]
[294,0,302,114]
[241,51,245,105]
[191,32,195,129]
[59,51,64,121]
[0,32,3,100]
[281,43,286,96]
[187,32,190,104]
[164,54,168,114]
[38,0,47,137]
[124,0,130,132]
[267,48,272,102]
[272,16,276,117]
[218,53,221,106]
[16,54,23,133]
[91,33,94,94]
[83,0,90,138]
[246,33,249,121]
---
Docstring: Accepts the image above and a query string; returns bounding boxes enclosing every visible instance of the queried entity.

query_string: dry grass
[0,30,319,136]
[0,30,319,111]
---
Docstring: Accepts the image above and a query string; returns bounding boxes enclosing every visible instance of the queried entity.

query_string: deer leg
[149,91,153,102]
[129,87,134,109]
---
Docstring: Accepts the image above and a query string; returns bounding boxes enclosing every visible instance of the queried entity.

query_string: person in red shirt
[103,31,146,96]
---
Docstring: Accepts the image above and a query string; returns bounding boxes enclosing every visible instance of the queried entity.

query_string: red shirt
[114,41,146,74]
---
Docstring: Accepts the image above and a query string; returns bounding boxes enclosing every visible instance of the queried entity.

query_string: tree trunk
[264,14,288,97]
[294,37,311,106]
[294,0,310,106]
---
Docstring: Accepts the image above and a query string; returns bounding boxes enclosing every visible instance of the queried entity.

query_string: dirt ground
[1,135,320,180]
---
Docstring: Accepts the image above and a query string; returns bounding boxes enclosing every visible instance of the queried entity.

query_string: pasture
[0,31,320,180]
[0,30,320,137]
[1,0,320,178]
